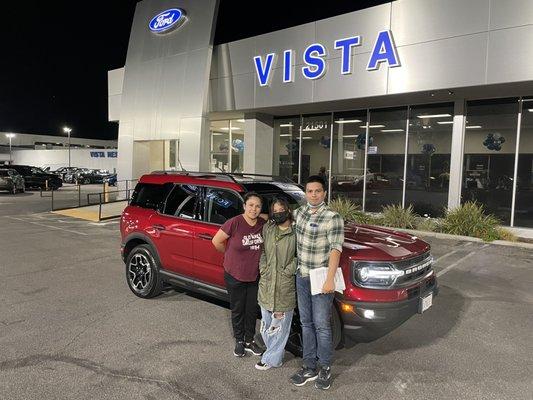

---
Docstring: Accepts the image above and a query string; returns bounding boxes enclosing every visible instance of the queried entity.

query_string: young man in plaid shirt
[290,175,344,390]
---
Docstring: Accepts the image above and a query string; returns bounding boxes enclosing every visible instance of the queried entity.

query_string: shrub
[329,197,372,224]
[416,217,439,232]
[495,227,517,242]
[441,202,501,241]
[380,204,418,229]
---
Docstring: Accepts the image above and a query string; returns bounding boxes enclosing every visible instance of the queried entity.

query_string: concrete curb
[393,228,533,250]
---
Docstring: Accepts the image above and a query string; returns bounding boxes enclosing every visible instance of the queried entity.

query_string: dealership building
[108,0,533,228]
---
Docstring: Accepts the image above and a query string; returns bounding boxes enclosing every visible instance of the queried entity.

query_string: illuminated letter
[302,44,326,80]
[254,53,276,86]
[334,36,361,74]
[367,30,400,71]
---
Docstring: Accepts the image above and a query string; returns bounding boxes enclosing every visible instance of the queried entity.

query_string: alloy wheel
[127,253,153,294]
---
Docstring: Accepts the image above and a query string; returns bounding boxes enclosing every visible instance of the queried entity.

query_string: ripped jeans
[260,306,294,367]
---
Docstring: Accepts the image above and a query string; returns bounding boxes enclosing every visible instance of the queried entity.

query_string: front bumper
[338,276,438,335]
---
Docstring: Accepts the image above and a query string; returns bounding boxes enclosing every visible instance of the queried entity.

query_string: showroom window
[462,98,519,225]
[273,116,301,182]
[364,107,407,212]
[331,109,368,206]
[209,119,245,173]
[514,98,533,228]
[405,103,453,217]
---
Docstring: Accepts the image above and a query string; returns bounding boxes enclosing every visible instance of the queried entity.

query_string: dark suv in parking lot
[1,165,62,190]
[120,172,437,351]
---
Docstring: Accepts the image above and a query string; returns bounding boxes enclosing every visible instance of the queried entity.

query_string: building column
[448,100,466,210]
[244,113,274,174]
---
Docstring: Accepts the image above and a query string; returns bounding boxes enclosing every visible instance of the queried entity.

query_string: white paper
[309,267,346,295]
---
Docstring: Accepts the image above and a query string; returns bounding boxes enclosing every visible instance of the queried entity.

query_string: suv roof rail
[149,170,297,185]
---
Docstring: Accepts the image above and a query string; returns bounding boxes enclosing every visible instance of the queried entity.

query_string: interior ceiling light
[335,119,362,124]
[279,134,292,137]
[280,123,293,127]
[302,128,320,131]
[416,114,451,118]
[236,119,245,123]
[360,125,385,128]
[381,129,404,132]
[465,125,482,129]
[437,121,454,125]
[220,127,242,131]
[301,136,313,139]
[528,109,533,112]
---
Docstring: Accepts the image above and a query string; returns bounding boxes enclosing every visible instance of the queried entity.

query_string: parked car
[53,166,79,181]
[3,165,62,190]
[103,173,117,186]
[0,168,25,193]
[120,172,437,354]
[76,169,112,185]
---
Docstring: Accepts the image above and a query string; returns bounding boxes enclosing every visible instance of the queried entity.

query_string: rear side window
[130,183,172,210]
[163,184,200,219]
[204,188,243,224]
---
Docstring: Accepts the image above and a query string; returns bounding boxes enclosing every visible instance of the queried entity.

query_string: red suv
[120,172,437,352]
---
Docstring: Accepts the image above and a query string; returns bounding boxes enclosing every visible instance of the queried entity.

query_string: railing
[86,189,133,221]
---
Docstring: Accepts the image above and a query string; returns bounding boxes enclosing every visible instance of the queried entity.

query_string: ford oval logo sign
[149,8,187,34]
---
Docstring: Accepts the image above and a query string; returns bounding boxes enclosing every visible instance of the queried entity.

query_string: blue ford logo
[149,8,187,34]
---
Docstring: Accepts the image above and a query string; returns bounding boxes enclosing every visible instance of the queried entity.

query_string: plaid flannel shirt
[293,203,344,277]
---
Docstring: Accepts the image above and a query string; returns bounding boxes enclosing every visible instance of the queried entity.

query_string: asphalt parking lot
[1,195,532,399]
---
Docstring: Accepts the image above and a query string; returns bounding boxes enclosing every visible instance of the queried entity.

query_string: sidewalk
[52,200,128,222]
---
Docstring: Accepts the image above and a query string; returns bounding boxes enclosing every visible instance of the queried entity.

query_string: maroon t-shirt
[220,215,265,282]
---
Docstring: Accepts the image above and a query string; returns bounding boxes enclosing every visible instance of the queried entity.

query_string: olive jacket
[258,221,297,312]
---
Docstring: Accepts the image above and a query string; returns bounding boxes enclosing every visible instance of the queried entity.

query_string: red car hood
[342,223,430,262]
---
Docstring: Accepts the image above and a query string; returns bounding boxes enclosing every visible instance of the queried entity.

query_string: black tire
[83,178,91,185]
[20,184,25,193]
[125,244,163,298]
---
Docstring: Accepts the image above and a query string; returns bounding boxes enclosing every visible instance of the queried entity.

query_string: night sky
[0,1,390,141]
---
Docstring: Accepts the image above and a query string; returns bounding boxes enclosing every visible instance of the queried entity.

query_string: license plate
[419,292,433,313]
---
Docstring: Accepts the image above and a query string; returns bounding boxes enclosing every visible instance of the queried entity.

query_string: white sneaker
[255,361,272,370]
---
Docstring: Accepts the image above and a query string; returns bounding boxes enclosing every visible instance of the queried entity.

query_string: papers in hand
[309,267,346,295]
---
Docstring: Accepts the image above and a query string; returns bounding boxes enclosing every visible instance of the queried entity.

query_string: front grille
[394,252,433,286]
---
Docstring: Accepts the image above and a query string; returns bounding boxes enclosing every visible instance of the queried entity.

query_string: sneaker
[233,341,246,357]
[290,366,318,386]
[314,366,332,390]
[255,361,272,370]
[244,341,263,356]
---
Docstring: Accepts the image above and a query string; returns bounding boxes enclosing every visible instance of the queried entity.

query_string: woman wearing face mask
[255,197,297,370]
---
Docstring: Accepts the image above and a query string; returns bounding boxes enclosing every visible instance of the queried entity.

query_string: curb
[393,228,533,250]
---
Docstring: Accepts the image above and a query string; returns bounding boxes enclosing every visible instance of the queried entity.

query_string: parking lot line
[6,216,89,236]
[436,244,490,277]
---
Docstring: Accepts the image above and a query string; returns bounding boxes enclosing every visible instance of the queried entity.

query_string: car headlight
[353,262,404,287]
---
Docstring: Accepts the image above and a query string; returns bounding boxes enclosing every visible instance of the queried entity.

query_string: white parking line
[6,216,89,236]
[437,244,490,277]
[433,242,472,265]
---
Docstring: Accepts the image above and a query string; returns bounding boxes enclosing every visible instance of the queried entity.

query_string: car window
[163,184,199,218]
[130,183,173,211]
[204,188,243,225]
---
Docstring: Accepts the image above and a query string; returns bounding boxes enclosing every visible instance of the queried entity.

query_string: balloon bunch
[483,133,505,151]
[319,135,330,149]
[232,138,244,152]
[356,133,374,150]
[422,143,436,155]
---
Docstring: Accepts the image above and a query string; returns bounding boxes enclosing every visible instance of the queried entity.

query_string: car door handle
[152,224,166,231]
[198,233,213,240]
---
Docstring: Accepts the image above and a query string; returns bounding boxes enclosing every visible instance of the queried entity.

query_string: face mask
[272,211,289,225]
[308,201,325,209]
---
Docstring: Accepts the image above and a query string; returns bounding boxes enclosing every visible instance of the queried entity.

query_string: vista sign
[253,30,400,87]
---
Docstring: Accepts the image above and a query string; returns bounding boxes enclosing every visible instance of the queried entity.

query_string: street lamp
[5,133,15,164]
[63,126,72,167]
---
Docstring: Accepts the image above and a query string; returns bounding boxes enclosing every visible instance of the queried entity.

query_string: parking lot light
[63,126,72,167]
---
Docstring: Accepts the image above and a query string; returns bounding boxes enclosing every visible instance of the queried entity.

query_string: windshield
[0,170,9,177]
[31,167,45,174]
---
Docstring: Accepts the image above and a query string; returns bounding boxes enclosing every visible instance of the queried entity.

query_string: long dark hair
[269,197,293,222]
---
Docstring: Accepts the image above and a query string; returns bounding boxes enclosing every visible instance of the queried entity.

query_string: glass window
[230,119,245,173]
[204,188,243,224]
[331,110,368,206]
[210,120,230,172]
[365,107,407,212]
[462,98,519,225]
[273,117,301,183]
[130,183,172,211]
[163,184,199,217]
[300,114,332,185]
[405,104,453,217]
[515,99,533,227]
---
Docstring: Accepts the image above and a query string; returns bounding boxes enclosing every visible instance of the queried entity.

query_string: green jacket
[258,221,297,312]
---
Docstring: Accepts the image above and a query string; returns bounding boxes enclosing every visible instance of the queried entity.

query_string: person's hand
[322,279,335,294]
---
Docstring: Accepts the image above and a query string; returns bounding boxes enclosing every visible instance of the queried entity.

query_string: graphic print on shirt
[242,233,264,250]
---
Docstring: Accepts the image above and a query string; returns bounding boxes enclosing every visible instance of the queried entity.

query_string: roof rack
[149,170,297,185]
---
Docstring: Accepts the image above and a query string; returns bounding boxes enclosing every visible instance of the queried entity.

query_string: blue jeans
[260,306,294,367]
[296,274,334,369]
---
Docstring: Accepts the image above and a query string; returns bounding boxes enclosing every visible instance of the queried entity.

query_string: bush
[329,197,372,224]
[441,202,501,241]
[495,227,517,242]
[380,204,418,229]
[416,217,439,232]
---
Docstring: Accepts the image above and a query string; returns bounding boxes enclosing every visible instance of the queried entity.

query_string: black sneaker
[314,366,332,390]
[244,341,263,356]
[233,341,245,357]
[290,366,318,386]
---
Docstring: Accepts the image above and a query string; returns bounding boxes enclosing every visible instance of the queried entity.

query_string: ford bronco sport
[120,172,437,352]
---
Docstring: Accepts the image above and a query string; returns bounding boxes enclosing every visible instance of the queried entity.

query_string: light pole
[63,127,72,167]
[5,133,15,164]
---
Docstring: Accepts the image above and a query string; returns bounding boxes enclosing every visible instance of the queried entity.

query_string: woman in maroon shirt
[212,192,266,357]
